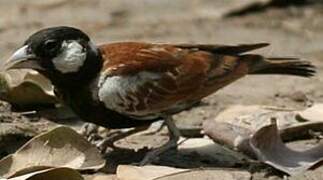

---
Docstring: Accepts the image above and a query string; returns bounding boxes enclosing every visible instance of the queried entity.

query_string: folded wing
[97,42,268,119]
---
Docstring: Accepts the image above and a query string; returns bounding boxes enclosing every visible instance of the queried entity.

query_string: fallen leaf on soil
[84,174,117,180]
[0,126,105,178]
[117,165,251,180]
[0,123,48,159]
[0,70,57,107]
[178,137,219,151]
[289,165,323,180]
[154,168,251,180]
[203,105,280,157]
[297,104,323,122]
[202,121,254,157]
[116,165,186,180]
[7,167,83,180]
[203,105,323,175]
[178,138,245,165]
[213,105,298,131]
[250,120,323,176]
[204,118,323,175]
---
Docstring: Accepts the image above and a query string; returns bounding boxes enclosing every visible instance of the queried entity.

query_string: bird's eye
[44,40,59,51]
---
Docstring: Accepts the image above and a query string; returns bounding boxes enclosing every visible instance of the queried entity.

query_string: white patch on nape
[52,40,87,73]
[98,71,161,118]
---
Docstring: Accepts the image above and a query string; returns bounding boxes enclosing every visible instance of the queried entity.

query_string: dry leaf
[8,167,83,180]
[0,70,57,107]
[204,119,323,175]
[213,105,298,131]
[279,122,323,142]
[250,120,323,175]
[178,138,231,157]
[84,174,117,180]
[289,165,323,180]
[202,121,254,157]
[154,169,251,180]
[204,105,323,175]
[178,138,244,164]
[0,126,105,178]
[297,104,323,122]
[0,123,48,159]
[118,166,251,180]
[204,104,314,152]
[116,165,186,180]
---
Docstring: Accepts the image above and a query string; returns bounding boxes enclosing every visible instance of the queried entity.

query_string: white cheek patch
[52,41,87,73]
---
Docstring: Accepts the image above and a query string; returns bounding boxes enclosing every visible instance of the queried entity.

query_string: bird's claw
[139,139,178,166]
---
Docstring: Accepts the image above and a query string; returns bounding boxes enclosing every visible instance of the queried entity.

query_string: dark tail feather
[175,43,270,55]
[247,55,316,78]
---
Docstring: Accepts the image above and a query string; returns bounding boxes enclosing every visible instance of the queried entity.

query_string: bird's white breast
[98,71,161,118]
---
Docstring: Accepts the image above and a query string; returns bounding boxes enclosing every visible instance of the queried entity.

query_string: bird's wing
[97,42,267,118]
[172,43,269,55]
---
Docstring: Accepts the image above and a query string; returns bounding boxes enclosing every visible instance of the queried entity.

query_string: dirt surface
[1,0,323,179]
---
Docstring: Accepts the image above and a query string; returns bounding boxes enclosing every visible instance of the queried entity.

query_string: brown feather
[98,42,255,116]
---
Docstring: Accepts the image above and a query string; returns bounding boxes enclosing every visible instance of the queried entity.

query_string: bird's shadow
[100,146,285,178]
[101,145,246,174]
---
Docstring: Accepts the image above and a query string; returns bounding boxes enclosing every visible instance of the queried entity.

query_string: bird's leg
[97,125,150,153]
[80,122,151,153]
[141,121,166,136]
[139,116,181,165]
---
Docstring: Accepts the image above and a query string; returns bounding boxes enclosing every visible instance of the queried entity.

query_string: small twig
[19,110,37,115]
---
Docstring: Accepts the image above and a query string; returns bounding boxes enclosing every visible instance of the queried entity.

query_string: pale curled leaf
[206,104,323,144]
[204,119,323,175]
[0,126,105,178]
[204,104,315,149]
[250,120,323,175]
[8,167,83,180]
[203,105,323,175]
[0,70,57,106]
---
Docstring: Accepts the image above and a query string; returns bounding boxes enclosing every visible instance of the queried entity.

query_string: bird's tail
[245,55,316,77]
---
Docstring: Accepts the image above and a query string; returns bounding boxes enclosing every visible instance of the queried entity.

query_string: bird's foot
[79,123,113,152]
[139,138,178,166]
[80,123,101,141]
[98,126,151,154]
[96,131,125,153]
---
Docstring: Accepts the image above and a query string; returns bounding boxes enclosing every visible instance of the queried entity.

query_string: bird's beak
[4,45,43,71]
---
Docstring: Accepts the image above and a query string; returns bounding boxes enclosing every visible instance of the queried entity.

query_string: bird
[4,26,315,165]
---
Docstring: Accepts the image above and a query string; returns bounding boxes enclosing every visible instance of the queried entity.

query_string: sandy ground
[1,0,323,179]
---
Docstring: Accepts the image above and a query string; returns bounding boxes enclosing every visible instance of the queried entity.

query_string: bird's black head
[5,26,102,87]
[24,26,90,59]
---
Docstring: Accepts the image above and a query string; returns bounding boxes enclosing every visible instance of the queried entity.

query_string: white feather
[98,71,160,118]
[52,41,86,73]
